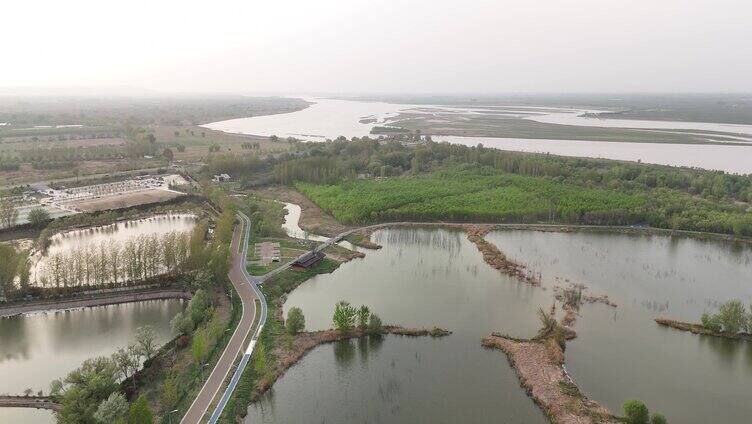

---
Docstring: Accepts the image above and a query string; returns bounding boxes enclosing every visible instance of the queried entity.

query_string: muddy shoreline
[465,225,542,285]
[655,318,752,341]
[482,333,617,424]
[0,287,192,318]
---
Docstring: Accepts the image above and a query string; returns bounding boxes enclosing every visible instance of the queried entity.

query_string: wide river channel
[246,220,752,423]
[205,97,752,174]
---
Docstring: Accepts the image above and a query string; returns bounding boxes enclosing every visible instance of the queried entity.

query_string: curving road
[183,212,366,424]
[180,212,263,424]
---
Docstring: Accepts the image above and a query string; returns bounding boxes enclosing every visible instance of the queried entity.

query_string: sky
[2,0,751,95]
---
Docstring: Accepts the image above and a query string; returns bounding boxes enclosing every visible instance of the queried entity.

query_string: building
[292,251,325,269]
[212,173,231,183]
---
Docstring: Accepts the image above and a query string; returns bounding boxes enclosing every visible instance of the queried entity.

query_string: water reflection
[0,300,184,397]
[33,213,197,283]
[333,339,356,369]
[485,229,752,424]
[247,227,549,424]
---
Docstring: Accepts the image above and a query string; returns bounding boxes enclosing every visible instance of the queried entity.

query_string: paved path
[180,213,259,424]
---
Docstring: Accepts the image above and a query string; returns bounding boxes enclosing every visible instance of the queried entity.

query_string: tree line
[196,136,752,237]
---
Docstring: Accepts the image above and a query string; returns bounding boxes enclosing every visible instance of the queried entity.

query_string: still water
[33,213,197,283]
[0,300,185,424]
[281,202,357,250]
[247,227,550,424]
[245,227,751,424]
[485,230,752,424]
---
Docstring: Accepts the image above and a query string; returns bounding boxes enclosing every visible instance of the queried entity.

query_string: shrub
[357,305,370,329]
[700,312,722,332]
[367,313,383,335]
[623,399,650,424]
[286,307,305,335]
[717,300,746,333]
[27,207,51,228]
[332,301,356,333]
[651,413,668,424]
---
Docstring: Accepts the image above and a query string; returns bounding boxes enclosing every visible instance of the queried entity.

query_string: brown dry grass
[465,225,541,286]
[482,334,617,424]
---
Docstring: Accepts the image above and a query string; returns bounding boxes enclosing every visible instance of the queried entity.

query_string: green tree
[93,392,128,424]
[192,328,209,364]
[27,207,51,228]
[623,399,650,424]
[357,305,370,329]
[367,313,383,335]
[127,394,153,424]
[134,325,158,360]
[58,357,120,424]
[286,307,305,334]
[253,339,268,376]
[700,312,722,332]
[332,301,356,333]
[160,373,179,411]
[651,413,668,424]
[170,311,194,335]
[717,300,747,333]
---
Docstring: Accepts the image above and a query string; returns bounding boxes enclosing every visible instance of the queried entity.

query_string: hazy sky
[3,0,751,95]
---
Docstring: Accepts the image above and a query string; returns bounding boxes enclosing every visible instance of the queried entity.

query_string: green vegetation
[50,324,161,424]
[28,207,51,228]
[296,165,752,236]
[219,258,339,422]
[623,399,650,424]
[298,167,645,225]
[285,306,305,334]
[701,299,752,334]
[332,300,357,332]
[357,305,370,329]
[205,137,752,237]
[367,313,383,335]
[622,399,667,424]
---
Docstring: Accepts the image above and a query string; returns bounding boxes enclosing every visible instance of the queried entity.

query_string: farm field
[296,166,752,236]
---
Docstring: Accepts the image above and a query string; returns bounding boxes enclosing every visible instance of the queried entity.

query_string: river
[0,299,185,424]
[204,97,752,174]
[246,220,752,423]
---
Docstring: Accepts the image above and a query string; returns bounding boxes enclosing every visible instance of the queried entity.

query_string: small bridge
[0,395,61,412]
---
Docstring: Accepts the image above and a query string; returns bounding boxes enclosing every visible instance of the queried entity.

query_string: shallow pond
[0,299,185,424]
[247,227,550,423]
[246,226,752,423]
[485,230,752,424]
